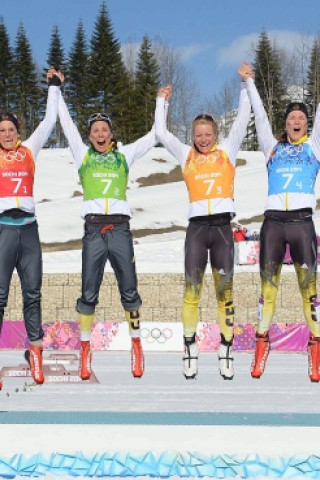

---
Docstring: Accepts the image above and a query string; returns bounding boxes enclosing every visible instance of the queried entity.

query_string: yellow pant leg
[212,269,234,343]
[182,278,204,338]
[258,266,282,334]
[79,313,95,341]
[294,263,320,337]
[125,310,141,338]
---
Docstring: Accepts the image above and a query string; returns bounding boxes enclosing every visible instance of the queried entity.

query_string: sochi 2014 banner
[0,321,310,352]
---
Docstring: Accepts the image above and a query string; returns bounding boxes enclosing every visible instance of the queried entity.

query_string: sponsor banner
[235,236,320,265]
[235,240,260,265]
[198,322,309,352]
[0,321,309,352]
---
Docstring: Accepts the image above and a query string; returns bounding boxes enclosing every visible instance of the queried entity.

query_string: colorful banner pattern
[198,322,310,352]
[0,321,310,352]
[235,237,320,265]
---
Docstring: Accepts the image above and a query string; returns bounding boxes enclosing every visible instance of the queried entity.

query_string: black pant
[185,214,234,288]
[76,220,141,315]
[257,209,320,336]
[260,209,317,277]
[182,214,234,341]
[0,222,43,342]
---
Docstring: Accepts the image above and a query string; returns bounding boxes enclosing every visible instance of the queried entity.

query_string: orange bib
[183,147,235,202]
[0,145,35,197]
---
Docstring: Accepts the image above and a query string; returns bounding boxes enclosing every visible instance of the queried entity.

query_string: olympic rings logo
[279,144,303,158]
[91,151,116,165]
[141,327,173,343]
[1,149,26,163]
[194,152,221,166]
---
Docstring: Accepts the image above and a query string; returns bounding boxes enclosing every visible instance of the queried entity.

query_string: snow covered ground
[34,146,320,274]
[0,350,318,414]
[1,350,320,479]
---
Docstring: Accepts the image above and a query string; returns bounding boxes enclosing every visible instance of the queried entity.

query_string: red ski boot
[80,341,92,380]
[25,346,44,384]
[251,332,270,379]
[308,335,320,383]
[131,338,144,378]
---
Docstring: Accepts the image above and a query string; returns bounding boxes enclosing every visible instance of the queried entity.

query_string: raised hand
[157,85,173,101]
[238,62,255,80]
[47,67,65,86]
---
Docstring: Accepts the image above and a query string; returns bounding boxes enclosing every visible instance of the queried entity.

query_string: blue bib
[268,142,320,195]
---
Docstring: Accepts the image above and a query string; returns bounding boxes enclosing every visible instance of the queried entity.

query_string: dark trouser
[182,214,234,342]
[0,222,43,342]
[76,219,141,315]
[258,208,320,337]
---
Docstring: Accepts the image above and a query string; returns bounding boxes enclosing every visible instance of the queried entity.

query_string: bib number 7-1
[11,178,27,194]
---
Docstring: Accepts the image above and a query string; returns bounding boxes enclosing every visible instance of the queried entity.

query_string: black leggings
[258,209,320,336]
[182,214,234,341]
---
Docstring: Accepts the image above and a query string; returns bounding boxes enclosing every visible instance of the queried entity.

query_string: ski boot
[251,332,270,379]
[308,334,320,383]
[218,338,234,380]
[79,341,92,380]
[183,334,199,379]
[131,337,144,378]
[25,345,44,384]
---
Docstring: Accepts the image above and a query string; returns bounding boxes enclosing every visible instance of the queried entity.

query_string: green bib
[79,147,129,201]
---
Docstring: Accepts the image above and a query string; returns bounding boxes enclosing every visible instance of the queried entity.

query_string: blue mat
[1,411,320,425]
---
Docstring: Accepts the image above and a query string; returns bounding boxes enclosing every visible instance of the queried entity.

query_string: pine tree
[47,25,67,71]
[88,1,130,142]
[67,19,91,138]
[43,25,67,146]
[132,35,160,141]
[121,43,138,143]
[253,31,286,141]
[12,23,41,139]
[0,20,14,111]
[306,37,320,122]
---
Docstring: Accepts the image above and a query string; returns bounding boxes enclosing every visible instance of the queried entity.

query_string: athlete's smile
[193,124,216,154]
[89,121,113,152]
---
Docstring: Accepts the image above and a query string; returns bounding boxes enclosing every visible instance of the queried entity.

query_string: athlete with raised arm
[155,64,252,380]
[243,63,320,382]
[0,68,63,389]
[58,90,163,380]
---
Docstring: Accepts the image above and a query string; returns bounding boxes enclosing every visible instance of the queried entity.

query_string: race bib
[79,148,129,201]
[183,148,234,202]
[0,146,34,197]
[268,142,319,195]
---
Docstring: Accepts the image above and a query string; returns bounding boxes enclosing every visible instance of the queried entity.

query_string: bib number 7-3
[203,179,222,196]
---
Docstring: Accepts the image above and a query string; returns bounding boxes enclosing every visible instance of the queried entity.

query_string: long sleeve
[155,96,191,169]
[119,127,157,168]
[58,91,87,168]
[23,86,60,159]
[220,82,252,165]
[245,77,277,160]
[309,102,320,162]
